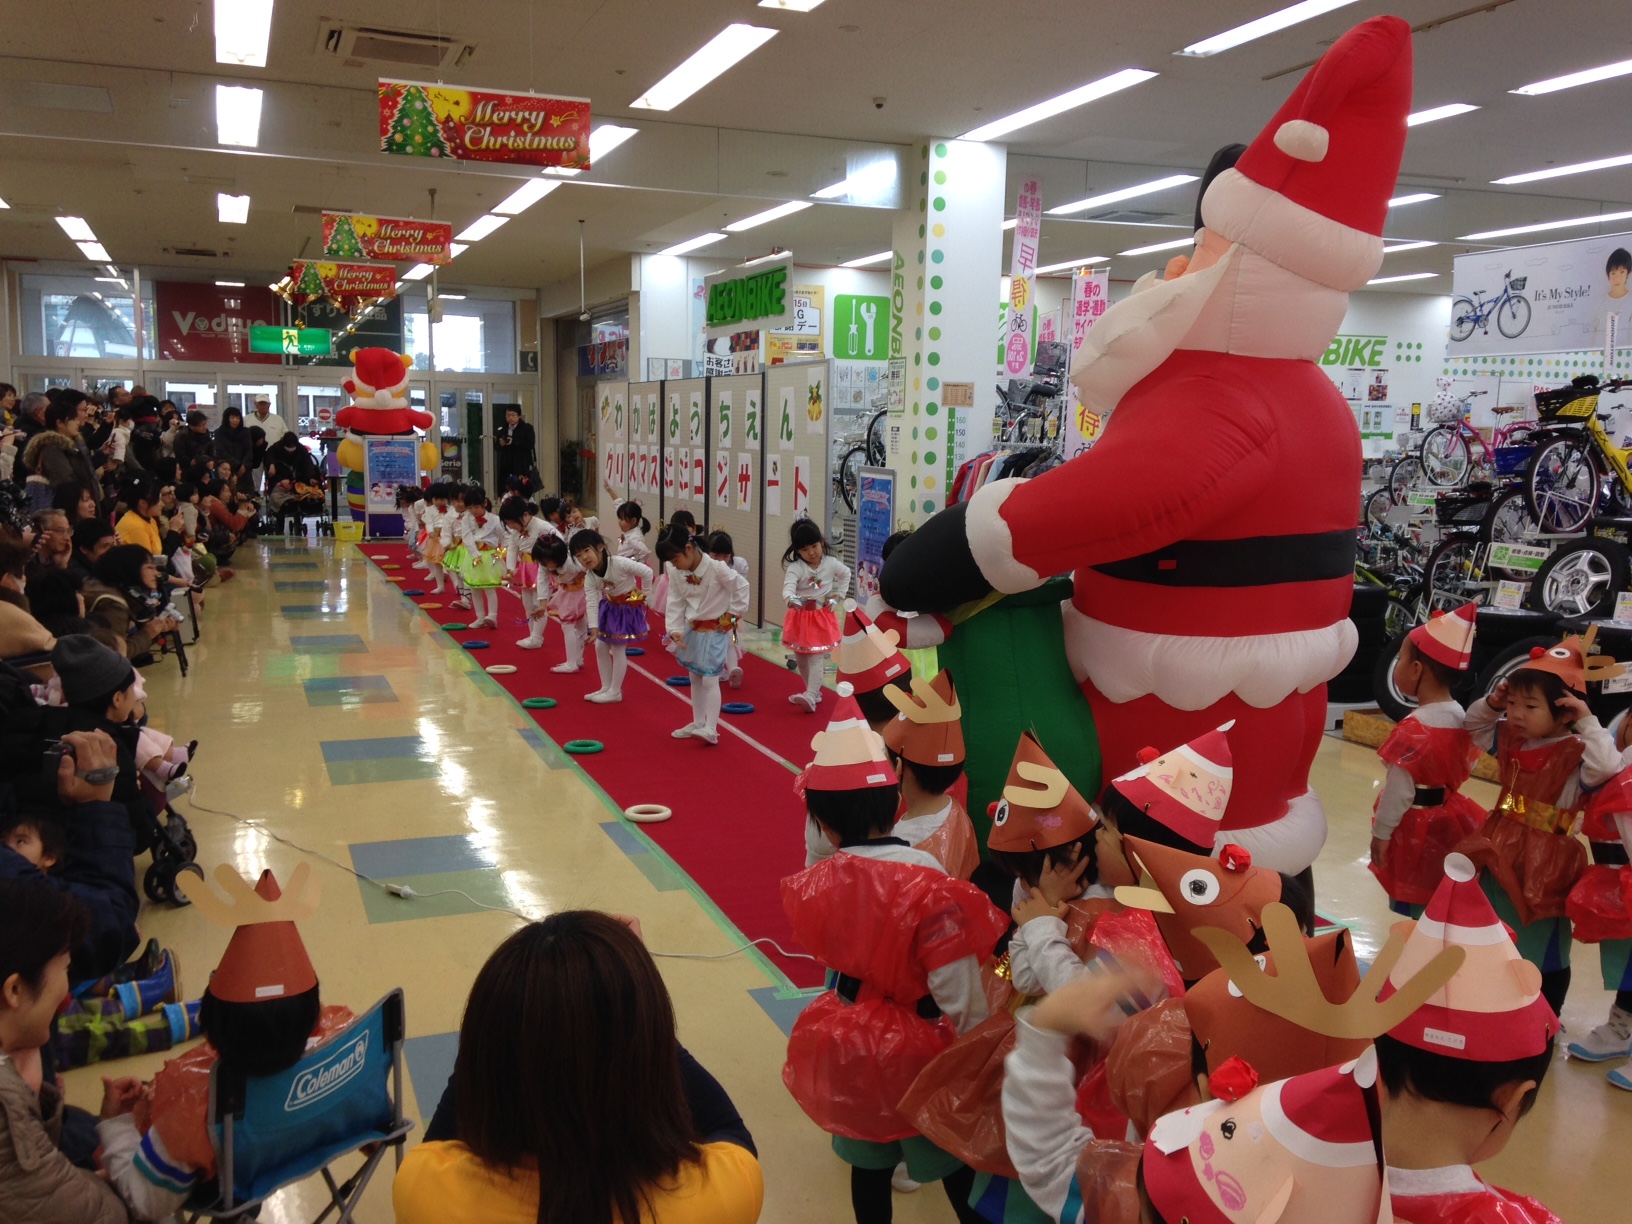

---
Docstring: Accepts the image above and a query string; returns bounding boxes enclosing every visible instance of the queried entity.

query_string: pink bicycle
[1419,391,1539,487]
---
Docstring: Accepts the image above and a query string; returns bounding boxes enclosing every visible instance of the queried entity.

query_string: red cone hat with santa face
[986,730,1096,853]
[881,669,965,766]
[1408,603,1477,671]
[1109,723,1235,847]
[1380,853,1559,1061]
[1200,15,1412,291]
[176,864,320,1005]
[836,602,911,694]
[804,682,899,792]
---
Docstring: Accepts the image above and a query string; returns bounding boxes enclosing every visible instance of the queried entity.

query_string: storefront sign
[768,284,823,364]
[577,336,628,377]
[155,281,281,364]
[1452,229,1632,357]
[322,212,453,264]
[249,326,332,356]
[1321,334,1388,367]
[378,79,590,169]
[704,256,792,338]
[293,297,403,367]
[1488,541,1549,572]
[834,294,889,360]
[1004,177,1043,377]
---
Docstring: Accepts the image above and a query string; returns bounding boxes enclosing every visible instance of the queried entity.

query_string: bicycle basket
[1535,383,1599,420]
[1493,443,1536,476]
[1434,485,1493,527]
[1509,277,1527,291]
[1427,401,1463,424]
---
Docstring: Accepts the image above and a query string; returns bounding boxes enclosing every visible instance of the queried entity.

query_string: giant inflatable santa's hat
[1110,723,1235,848]
[987,730,1096,853]
[176,863,320,1003]
[804,682,898,792]
[1201,14,1412,291]
[836,602,911,694]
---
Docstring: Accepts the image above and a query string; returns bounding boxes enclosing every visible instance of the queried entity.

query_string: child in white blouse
[501,499,548,644]
[781,520,851,712]
[459,486,508,630]
[529,535,588,669]
[616,501,653,569]
[660,526,750,744]
[708,530,751,689]
[574,530,653,703]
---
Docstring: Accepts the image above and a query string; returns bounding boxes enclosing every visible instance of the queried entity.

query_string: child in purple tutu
[573,529,653,704]
[781,520,851,713]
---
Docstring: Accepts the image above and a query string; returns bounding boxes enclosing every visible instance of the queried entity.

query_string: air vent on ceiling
[1085,208,1176,224]
[318,22,476,70]
[164,247,226,259]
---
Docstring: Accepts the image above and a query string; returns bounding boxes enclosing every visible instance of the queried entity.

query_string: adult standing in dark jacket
[22,404,102,503]
[213,407,253,481]
[13,393,49,443]
[172,411,215,481]
[493,405,538,493]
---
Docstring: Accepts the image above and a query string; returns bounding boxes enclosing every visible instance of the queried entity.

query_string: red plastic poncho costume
[334,347,439,519]
[1390,1179,1564,1224]
[781,853,1007,1142]
[881,16,1414,875]
[1371,717,1486,906]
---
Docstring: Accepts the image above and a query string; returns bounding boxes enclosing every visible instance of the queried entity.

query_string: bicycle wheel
[1481,486,1541,582]
[1424,534,1490,614]
[1389,455,1424,503]
[1497,294,1532,340]
[1420,425,1470,486]
[836,446,867,513]
[1384,592,1419,639]
[1363,487,1394,533]
[1525,434,1601,534]
[866,411,888,467]
[1449,297,1478,343]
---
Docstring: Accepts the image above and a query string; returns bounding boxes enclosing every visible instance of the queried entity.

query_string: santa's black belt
[1411,786,1447,807]
[834,972,942,1020]
[1090,529,1356,588]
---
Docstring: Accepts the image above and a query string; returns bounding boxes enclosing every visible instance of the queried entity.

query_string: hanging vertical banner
[377,80,590,169]
[1004,178,1043,377]
[715,453,731,508]
[765,453,782,516]
[322,212,453,264]
[736,452,754,512]
[1064,267,1113,458]
[778,385,796,450]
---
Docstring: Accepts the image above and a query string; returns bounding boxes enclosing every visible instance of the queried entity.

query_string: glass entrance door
[225,381,283,419]
[438,386,485,483]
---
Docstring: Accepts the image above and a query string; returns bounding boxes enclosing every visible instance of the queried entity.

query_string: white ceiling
[0,0,1628,299]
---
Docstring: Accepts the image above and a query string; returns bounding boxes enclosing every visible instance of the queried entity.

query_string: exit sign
[249,326,332,356]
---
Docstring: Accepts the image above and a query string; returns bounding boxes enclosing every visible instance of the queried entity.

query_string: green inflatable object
[522,697,557,709]
[937,577,1100,857]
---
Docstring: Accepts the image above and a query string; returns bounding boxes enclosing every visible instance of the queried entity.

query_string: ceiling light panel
[631,24,778,111]
[215,280,245,287]
[658,233,728,256]
[1460,208,1632,242]
[55,215,96,242]
[217,193,250,224]
[1118,237,1195,256]
[589,124,639,160]
[725,201,812,232]
[758,0,826,9]
[1178,0,1362,57]
[0,198,9,210]
[963,68,1157,142]
[77,242,111,262]
[1035,256,1109,274]
[492,179,560,215]
[1048,174,1198,216]
[215,84,264,147]
[214,0,274,68]
[841,251,893,268]
[456,214,509,242]
[1512,56,1632,96]
[1367,272,1438,284]
[1388,193,1439,207]
[812,159,898,204]
[401,263,435,281]
[1381,240,1437,253]
[1493,152,1632,186]
[1407,103,1479,126]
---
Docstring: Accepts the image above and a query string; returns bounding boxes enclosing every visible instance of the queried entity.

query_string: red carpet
[363,543,825,987]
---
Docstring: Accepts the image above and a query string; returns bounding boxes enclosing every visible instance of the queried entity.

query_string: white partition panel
[760,358,833,627]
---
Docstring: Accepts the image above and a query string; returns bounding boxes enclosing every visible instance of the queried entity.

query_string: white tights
[561,620,587,667]
[691,673,722,733]
[594,640,629,697]
[477,588,500,623]
[429,562,446,591]
[796,652,825,698]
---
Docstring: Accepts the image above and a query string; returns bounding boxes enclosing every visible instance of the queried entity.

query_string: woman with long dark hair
[212,407,253,481]
[394,911,763,1224]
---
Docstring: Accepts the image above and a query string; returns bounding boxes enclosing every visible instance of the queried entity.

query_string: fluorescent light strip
[1389,193,1439,208]
[758,0,825,9]
[456,214,509,242]
[215,280,245,287]
[450,243,469,257]
[812,159,897,201]
[1002,218,1017,231]
[631,24,778,111]
[54,216,96,242]
[0,198,9,210]
[1407,103,1480,127]
[215,83,263,147]
[1382,240,1437,254]
[725,201,812,232]
[841,251,893,268]
[1178,0,1362,57]
[590,124,639,159]
[739,251,788,267]
[1118,236,1195,256]
[438,293,466,300]
[1512,56,1632,97]
[77,242,110,262]
[214,0,273,68]
[963,68,1157,142]
[1459,208,1632,242]
[1493,152,1632,186]
[1048,173,1199,216]
[401,263,435,281]
[216,193,250,224]
[1367,272,1439,284]
[492,179,561,215]
[658,233,728,256]
[1035,256,1109,274]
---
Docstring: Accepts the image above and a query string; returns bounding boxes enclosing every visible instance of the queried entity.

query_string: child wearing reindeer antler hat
[781,683,1007,1224]
[1459,630,1623,1017]
[880,669,980,879]
[1370,604,1485,917]
[96,865,355,1220]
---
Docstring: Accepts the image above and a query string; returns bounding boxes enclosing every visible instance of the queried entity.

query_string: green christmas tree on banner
[384,85,449,158]
[293,262,325,297]
[325,214,365,259]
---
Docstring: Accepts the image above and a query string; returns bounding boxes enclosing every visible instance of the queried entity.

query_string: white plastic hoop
[624,803,673,824]
[484,664,518,675]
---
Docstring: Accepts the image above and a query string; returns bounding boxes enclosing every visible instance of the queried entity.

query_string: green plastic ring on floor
[563,739,604,755]
[441,622,468,631]
[522,697,557,709]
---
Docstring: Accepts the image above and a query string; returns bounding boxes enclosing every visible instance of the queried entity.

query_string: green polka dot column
[888,138,1006,522]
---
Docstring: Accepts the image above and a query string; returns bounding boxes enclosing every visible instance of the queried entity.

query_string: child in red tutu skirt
[1369,605,1486,917]
[781,519,851,713]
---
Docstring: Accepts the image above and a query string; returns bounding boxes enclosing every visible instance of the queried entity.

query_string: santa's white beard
[1069,245,1350,418]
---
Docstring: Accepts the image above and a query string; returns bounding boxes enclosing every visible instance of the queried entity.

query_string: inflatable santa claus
[881,16,1412,874]
[334,347,439,519]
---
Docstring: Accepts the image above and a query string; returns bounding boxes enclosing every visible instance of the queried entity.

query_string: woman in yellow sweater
[393,911,763,1224]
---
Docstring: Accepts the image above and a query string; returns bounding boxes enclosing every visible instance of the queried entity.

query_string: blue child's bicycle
[1449,270,1531,342]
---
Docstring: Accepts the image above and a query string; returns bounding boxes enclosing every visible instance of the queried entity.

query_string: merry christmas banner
[377,79,590,169]
[280,260,398,307]
[322,212,453,265]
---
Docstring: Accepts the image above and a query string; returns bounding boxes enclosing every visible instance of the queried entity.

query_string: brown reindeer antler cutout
[1582,624,1625,684]
[176,862,322,928]
[1194,902,1464,1039]
[883,674,962,725]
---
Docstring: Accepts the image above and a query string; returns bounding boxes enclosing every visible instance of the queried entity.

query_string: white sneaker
[1568,1006,1632,1061]
[728,666,743,689]
[891,1163,920,1194]
[1610,1061,1632,1091]
[695,727,719,745]
[551,662,582,674]
[452,597,471,610]
[517,637,543,650]
[672,725,698,739]
[479,617,499,630]
[413,561,431,570]
[585,691,622,704]
[788,691,816,711]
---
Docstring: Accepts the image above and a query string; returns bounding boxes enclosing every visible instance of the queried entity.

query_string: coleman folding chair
[181,988,412,1223]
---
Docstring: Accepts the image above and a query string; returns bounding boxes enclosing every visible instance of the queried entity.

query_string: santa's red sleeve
[967,374,1277,592]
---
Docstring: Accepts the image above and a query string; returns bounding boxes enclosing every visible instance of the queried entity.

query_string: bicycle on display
[1419,391,1540,487]
[1523,376,1632,534]
[833,405,888,514]
[1449,270,1532,343]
